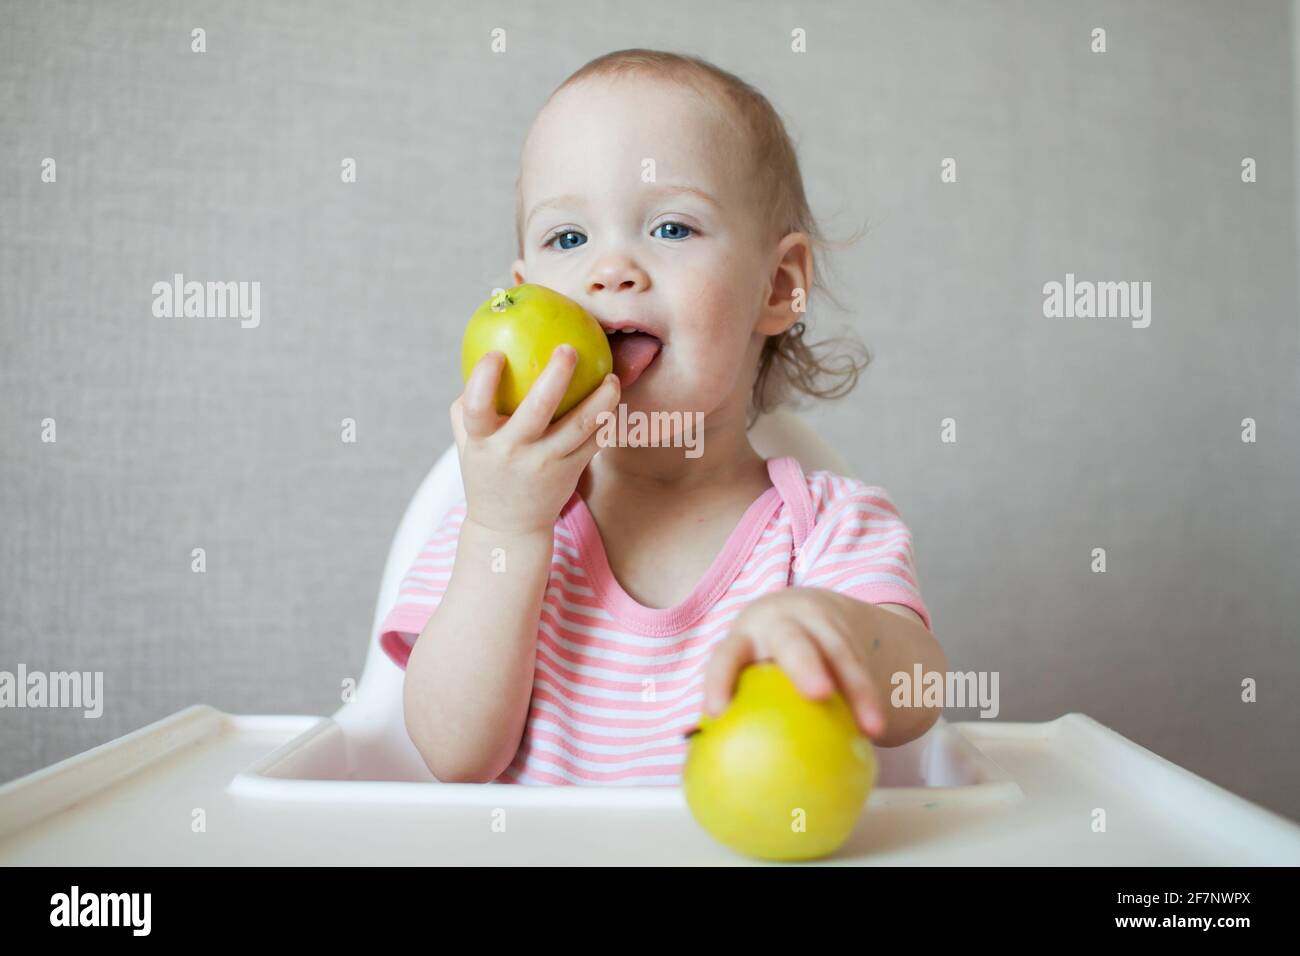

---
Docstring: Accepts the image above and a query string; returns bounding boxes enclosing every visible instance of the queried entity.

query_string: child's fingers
[562,423,604,466]
[815,634,886,737]
[502,344,578,443]
[461,352,507,439]
[548,373,620,458]
[767,631,837,703]
[449,397,466,450]
[702,633,757,716]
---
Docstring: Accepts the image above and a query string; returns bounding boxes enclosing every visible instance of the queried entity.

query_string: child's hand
[451,345,620,536]
[701,588,887,738]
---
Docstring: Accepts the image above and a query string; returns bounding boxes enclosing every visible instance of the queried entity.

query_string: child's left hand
[701,587,887,739]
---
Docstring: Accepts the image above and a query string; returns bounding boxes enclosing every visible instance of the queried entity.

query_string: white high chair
[331,408,874,783]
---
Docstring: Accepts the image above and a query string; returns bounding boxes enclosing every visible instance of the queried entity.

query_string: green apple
[461,284,613,421]
[682,662,877,861]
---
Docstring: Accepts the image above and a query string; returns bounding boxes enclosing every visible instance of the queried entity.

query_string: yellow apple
[682,662,877,861]
[461,284,613,421]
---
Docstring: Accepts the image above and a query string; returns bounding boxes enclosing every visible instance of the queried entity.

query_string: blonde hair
[516,48,871,428]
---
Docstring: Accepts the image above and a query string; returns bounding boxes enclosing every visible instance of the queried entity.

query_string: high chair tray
[1,705,1297,865]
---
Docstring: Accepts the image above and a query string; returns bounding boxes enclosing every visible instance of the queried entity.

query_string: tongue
[608,332,662,388]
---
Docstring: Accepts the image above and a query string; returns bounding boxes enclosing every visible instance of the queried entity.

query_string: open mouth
[605,328,663,388]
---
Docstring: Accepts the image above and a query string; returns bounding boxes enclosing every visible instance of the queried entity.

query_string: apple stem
[490,289,513,312]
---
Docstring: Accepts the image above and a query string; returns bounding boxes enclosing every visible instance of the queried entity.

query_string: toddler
[379,49,947,784]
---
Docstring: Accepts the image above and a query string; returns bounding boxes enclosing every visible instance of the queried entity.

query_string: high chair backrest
[334,409,856,773]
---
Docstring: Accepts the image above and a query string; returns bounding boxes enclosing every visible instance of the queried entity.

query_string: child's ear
[511,259,527,286]
[757,233,813,335]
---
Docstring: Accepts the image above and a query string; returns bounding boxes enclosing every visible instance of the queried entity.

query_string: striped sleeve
[794,481,932,631]
[376,500,469,669]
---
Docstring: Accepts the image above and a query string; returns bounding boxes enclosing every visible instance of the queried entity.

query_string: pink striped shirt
[378,455,932,786]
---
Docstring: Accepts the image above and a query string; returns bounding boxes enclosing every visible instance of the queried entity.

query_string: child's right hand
[450,344,621,535]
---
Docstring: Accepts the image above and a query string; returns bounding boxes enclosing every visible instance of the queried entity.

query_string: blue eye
[654,221,693,241]
[544,230,587,251]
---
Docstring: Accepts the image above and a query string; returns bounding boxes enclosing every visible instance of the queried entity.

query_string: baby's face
[512,75,795,422]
